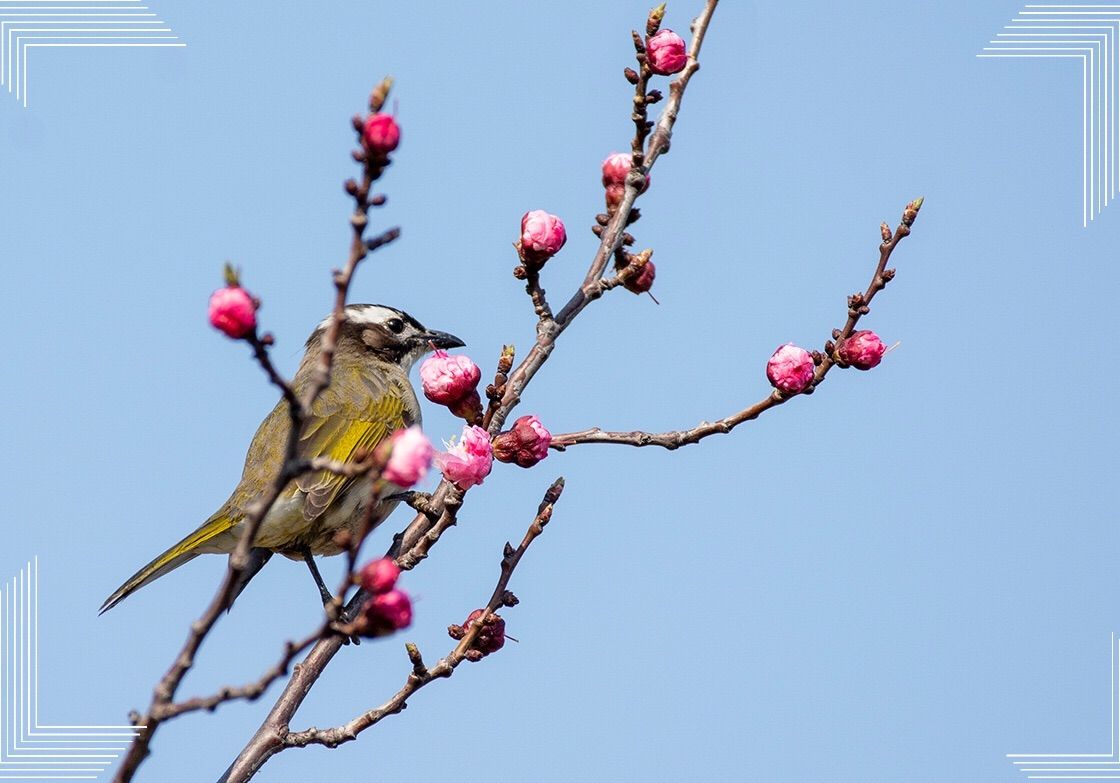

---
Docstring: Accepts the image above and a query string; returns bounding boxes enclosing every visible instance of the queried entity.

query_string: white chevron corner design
[1007,633,1120,780]
[0,0,184,108]
[978,5,1120,227]
[1,559,141,780]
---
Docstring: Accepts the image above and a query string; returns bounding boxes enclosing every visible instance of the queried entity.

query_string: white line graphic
[0,0,183,108]
[1007,633,1120,779]
[0,559,142,780]
[978,5,1120,226]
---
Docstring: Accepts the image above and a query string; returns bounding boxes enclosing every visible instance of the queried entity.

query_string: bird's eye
[386,318,405,334]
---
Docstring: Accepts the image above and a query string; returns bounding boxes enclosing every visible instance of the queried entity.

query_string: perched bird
[100,304,463,614]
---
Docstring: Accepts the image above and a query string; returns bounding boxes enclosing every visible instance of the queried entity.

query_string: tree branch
[282,478,563,751]
[550,203,922,450]
[156,632,320,721]
[113,81,400,783]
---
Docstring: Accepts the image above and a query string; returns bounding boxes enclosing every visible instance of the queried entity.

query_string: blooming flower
[364,588,413,631]
[520,210,567,265]
[359,557,401,595]
[419,349,481,406]
[766,343,815,395]
[837,330,887,371]
[492,415,552,468]
[647,29,688,75]
[382,426,433,487]
[208,286,257,339]
[624,260,656,294]
[363,113,400,154]
[435,425,493,488]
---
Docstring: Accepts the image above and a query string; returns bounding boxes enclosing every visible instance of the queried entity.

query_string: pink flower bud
[364,588,413,632]
[208,286,257,339]
[464,609,506,655]
[419,349,481,406]
[623,260,656,294]
[647,29,688,75]
[837,330,886,370]
[520,210,567,266]
[601,152,651,191]
[492,415,552,468]
[362,113,400,154]
[359,557,400,595]
[435,425,493,489]
[382,426,433,487]
[766,343,815,395]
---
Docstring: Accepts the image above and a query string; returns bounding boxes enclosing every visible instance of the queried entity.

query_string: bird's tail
[99,513,239,614]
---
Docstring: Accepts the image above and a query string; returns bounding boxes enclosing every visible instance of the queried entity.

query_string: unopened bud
[646,3,667,36]
[646,29,687,75]
[359,558,401,595]
[419,349,481,406]
[362,113,400,154]
[464,609,506,656]
[519,210,567,266]
[837,330,887,370]
[902,196,924,227]
[766,343,815,395]
[492,415,552,468]
[208,284,257,339]
[623,259,656,294]
[361,588,413,636]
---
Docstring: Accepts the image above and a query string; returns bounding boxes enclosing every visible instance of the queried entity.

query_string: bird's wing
[295,366,413,520]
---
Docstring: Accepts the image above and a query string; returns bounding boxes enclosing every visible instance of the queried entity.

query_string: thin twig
[219,480,561,779]
[550,203,922,450]
[114,82,400,783]
[218,7,721,779]
[282,479,564,751]
[156,632,321,720]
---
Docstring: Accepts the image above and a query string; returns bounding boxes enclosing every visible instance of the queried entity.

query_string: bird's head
[308,304,465,372]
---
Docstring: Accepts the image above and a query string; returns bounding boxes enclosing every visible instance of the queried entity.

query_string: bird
[99,304,463,614]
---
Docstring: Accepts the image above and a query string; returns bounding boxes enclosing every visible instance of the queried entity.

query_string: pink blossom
[766,343,815,395]
[492,415,552,468]
[208,286,257,339]
[363,113,400,153]
[359,557,400,595]
[838,330,887,371]
[464,609,506,656]
[382,426,433,487]
[435,425,493,488]
[520,210,567,265]
[647,29,688,75]
[624,260,656,294]
[601,152,651,191]
[419,349,481,406]
[364,588,413,631]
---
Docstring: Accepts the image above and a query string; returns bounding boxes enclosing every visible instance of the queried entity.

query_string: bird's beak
[422,329,465,350]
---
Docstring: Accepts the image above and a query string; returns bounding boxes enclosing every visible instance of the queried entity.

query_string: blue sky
[2,1,1119,781]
